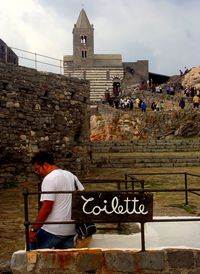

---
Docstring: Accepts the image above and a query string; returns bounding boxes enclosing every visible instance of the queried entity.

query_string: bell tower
[73,9,94,67]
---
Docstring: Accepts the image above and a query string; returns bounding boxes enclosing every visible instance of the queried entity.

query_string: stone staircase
[91,139,200,168]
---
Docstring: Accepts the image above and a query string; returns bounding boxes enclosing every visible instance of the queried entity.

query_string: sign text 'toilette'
[72,191,153,222]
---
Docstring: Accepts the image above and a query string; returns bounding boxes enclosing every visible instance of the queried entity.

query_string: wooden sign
[72,191,153,222]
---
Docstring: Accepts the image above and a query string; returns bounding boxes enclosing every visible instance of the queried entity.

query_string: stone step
[91,162,200,168]
[91,149,200,167]
[92,146,200,153]
[91,141,200,153]
[92,154,200,161]
[91,156,200,168]
[92,140,200,145]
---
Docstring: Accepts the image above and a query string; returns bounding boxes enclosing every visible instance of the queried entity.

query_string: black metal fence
[125,172,200,206]
[23,173,200,252]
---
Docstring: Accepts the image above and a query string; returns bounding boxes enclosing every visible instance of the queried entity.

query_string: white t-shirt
[40,169,84,236]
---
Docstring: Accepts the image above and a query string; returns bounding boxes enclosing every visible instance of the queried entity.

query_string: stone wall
[0,62,91,187]
[0,39,18,65]
[11,248,200,273]
[123,60,149,85]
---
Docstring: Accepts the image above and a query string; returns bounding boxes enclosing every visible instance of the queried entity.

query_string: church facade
[63,9,148,102]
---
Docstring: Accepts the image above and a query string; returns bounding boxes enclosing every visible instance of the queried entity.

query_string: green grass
[84,166,200,216]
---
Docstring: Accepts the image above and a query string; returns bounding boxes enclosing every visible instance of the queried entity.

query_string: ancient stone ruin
[0,62,91,187]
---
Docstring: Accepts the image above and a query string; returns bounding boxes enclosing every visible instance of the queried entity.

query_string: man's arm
[29,200,54,243]
[32,200,54,230]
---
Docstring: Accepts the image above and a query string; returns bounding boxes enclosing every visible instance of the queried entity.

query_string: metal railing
[125,172,200,206]
[23,179,123,251]
[23,177,200,252]
[10,46,64,74]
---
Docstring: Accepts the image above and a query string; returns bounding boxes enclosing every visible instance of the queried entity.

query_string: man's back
[41,169,83,236]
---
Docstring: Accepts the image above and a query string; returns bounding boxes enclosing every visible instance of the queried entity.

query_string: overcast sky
[1,0,200,75]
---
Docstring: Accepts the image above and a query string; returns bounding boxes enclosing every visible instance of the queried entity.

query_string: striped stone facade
[63,66,124,101]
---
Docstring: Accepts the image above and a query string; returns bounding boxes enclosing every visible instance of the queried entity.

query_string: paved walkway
[89,217,200,250]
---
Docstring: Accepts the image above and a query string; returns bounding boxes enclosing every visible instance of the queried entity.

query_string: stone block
[195,250,200,267]
[104,250,135,272]
[10,250,27,274]
[167,249,194,269]
[163,271,181,274]
[34,250,77,273]
[76,249,103,272]
[136,250,165,271]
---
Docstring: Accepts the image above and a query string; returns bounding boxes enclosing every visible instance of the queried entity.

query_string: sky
[1,0,200,76]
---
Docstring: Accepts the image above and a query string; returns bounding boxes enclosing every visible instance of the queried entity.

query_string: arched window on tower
[81,50,87,58]
[81,35,87,44]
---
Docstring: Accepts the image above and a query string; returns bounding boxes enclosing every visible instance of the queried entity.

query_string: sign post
[72,191,153,250]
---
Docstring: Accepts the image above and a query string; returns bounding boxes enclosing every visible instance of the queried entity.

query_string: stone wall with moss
[0,62,91,187]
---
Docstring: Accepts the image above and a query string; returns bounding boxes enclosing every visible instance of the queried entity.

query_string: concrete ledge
[11,248,200,274]
[11,218,200,273]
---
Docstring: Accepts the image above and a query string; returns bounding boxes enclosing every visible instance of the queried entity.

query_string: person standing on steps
[179,98,185,109]
[141,101,147,112]
[29,151,84,250]
[193,94,200,109]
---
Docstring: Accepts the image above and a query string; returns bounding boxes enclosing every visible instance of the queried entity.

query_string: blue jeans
[30,228,75,250]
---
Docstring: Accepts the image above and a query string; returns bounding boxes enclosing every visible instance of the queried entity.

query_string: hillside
[91,66,200,141]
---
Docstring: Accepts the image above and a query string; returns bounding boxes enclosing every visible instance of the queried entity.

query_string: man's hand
[29,200,54,243]
[29,231,37,243]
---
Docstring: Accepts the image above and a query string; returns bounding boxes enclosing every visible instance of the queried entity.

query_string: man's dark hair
[31,151,55,165]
